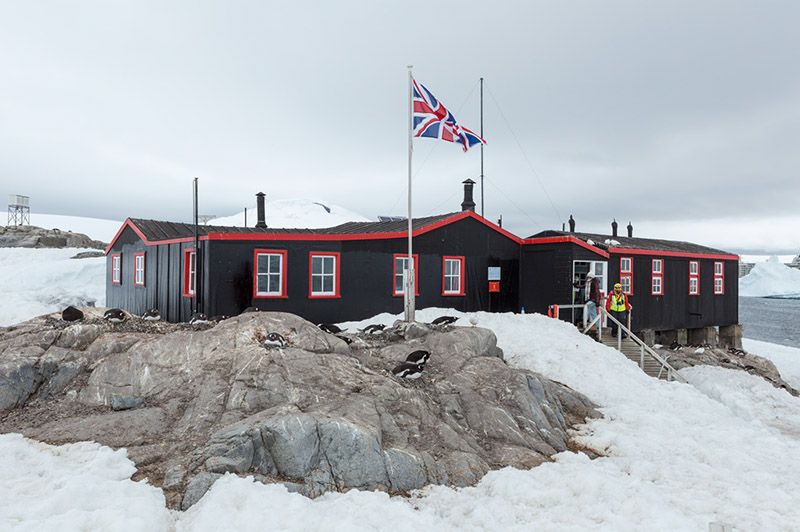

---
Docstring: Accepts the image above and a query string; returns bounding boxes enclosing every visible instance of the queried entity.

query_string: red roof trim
[607,247,739,261]
[112,210,522,246]
[522,236,610,258]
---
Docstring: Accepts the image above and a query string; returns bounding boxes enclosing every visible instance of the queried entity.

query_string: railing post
[640,345,645,370]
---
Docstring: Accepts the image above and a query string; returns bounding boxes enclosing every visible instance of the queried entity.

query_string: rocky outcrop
[0,311,599,510]
[654,343,799,396]
[0,225,106,249]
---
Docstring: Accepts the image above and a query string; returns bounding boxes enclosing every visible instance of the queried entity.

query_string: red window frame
[253,249,288,299]
[183,248,196,297]
[651,259,663,295]
[689,261,699,295]
[714,261,724,295]
[620,257,633,295]
[134,252,145,286]
[442,256,466,296]
[308,252,341,299]
[393,254,419,297]
[111,253,121,284]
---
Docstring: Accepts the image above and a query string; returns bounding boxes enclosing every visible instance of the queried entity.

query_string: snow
[208,198,371,228]
[3,213,800,530]
[0,248,105,327]
[739,255,800,297]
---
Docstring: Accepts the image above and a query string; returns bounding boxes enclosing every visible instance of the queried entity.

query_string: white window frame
[689,261,699,295]
[443,257,465,295]
[134,253,145,286]
[255,251,286,297]
[620,275,632,294]
[310,253,338,297]
[714,261,724,295]
[652,275,663,295]
[111,254,121,284]
[394,254,419,296]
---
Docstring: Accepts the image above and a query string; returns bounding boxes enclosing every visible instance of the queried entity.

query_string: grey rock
[163,465,186,490]
[181,472,223,510]
[110,394,144,411]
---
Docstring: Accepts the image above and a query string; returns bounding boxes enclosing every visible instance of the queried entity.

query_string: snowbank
[0,248,105,326]
[739,256,800,297]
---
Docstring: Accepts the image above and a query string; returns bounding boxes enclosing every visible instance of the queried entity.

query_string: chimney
[612,219,618,237]
[255,192,267,228]
[568,214,575,233]
[461,179,476,212]
[627,221,633,238]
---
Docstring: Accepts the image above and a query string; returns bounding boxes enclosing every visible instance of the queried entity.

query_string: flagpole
[480,77,484,218]
[406,65,415,322]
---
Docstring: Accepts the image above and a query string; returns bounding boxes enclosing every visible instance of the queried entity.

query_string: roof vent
[255,192,267,228]
[612,219,618,237]
[627,221,633,238]
[461,179,476,212]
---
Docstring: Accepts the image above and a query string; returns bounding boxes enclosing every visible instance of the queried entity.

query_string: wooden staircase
[598,333,672,380]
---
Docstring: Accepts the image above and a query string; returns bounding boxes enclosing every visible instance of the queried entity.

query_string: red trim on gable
[522,236,610,258]
[308,252,341,299]
[105,219,151,254]
[608,247,738,261]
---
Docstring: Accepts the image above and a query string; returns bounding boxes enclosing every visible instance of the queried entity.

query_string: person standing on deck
[606,282,632,338]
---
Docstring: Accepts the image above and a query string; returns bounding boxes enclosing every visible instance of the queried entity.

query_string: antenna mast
[480,77,484,218]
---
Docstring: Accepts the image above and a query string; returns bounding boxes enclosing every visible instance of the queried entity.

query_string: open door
[573,260,607,325]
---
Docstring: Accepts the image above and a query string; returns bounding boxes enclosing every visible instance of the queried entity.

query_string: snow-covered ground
[2,308,800,530]
[3,212,800,530]
[739,256,800,298]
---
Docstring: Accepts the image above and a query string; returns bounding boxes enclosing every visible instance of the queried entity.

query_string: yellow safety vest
[609,293,627,312]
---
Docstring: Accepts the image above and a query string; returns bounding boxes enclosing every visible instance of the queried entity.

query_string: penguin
[318,323,342,334]
[362,324,385,334]
[61,306,84,322]
[335,334,353,345]
[242,306,260,313]
[261,332,286,348]
[391,362,425,380]
[431,316,458,326]
[209,315,229,322]
[189,312,209,325]
[405,349,431,366]
[141,308,161,321]
[103,308,126,323]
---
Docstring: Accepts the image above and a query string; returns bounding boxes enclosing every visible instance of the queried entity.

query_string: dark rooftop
[529,230,736,257]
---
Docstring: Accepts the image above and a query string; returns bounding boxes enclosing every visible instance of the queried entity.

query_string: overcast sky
[1,1,799,255]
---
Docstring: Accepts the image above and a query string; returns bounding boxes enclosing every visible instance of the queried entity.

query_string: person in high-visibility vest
[605,283,632,338]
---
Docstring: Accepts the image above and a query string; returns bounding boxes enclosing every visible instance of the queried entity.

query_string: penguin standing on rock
[103,308,126,323]
[318,323,342,334]
[141,308,161,321]
[391,362,425,380]
[405,349,431,366]
[261,332,286,348]
[62,306,84,322]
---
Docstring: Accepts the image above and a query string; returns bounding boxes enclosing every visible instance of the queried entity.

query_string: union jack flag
[412,79,486,152]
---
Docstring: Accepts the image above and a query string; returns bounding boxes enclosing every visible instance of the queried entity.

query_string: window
[183,248,196,297]
[134,253,145,286]
[111,254,121,284]
[651,259,663,295]
[620,257,632,295]
[714,261,724,295]
[309,252,340,298]
[442,256,465,296]
[689,261,699,295]
[393,254,419,296]
[254,249,288,298]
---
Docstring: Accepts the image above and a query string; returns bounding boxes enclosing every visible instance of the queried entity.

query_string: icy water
[740,296,800,349]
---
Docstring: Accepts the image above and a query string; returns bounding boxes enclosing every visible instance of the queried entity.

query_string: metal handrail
[598,307,687,383]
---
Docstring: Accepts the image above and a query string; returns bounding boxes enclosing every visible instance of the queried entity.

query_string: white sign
[488,267,501,281]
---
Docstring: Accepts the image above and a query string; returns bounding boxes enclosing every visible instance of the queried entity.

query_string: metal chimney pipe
[255,192,267,228]
[627,221,633,238]
[461,179,476,212]
[568,215,575,233]
[612,219,618,237]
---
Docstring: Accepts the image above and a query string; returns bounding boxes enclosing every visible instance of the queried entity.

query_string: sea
[739,296,800,349]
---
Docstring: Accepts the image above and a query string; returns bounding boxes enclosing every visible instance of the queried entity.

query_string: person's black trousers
[609,309,628,337]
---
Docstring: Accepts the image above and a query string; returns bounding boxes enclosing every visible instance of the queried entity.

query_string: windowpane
[312,257,322,275]
[323,257,334,274]
[257,275,268,293]
[322,276,333,292]
[257,255,268,274]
